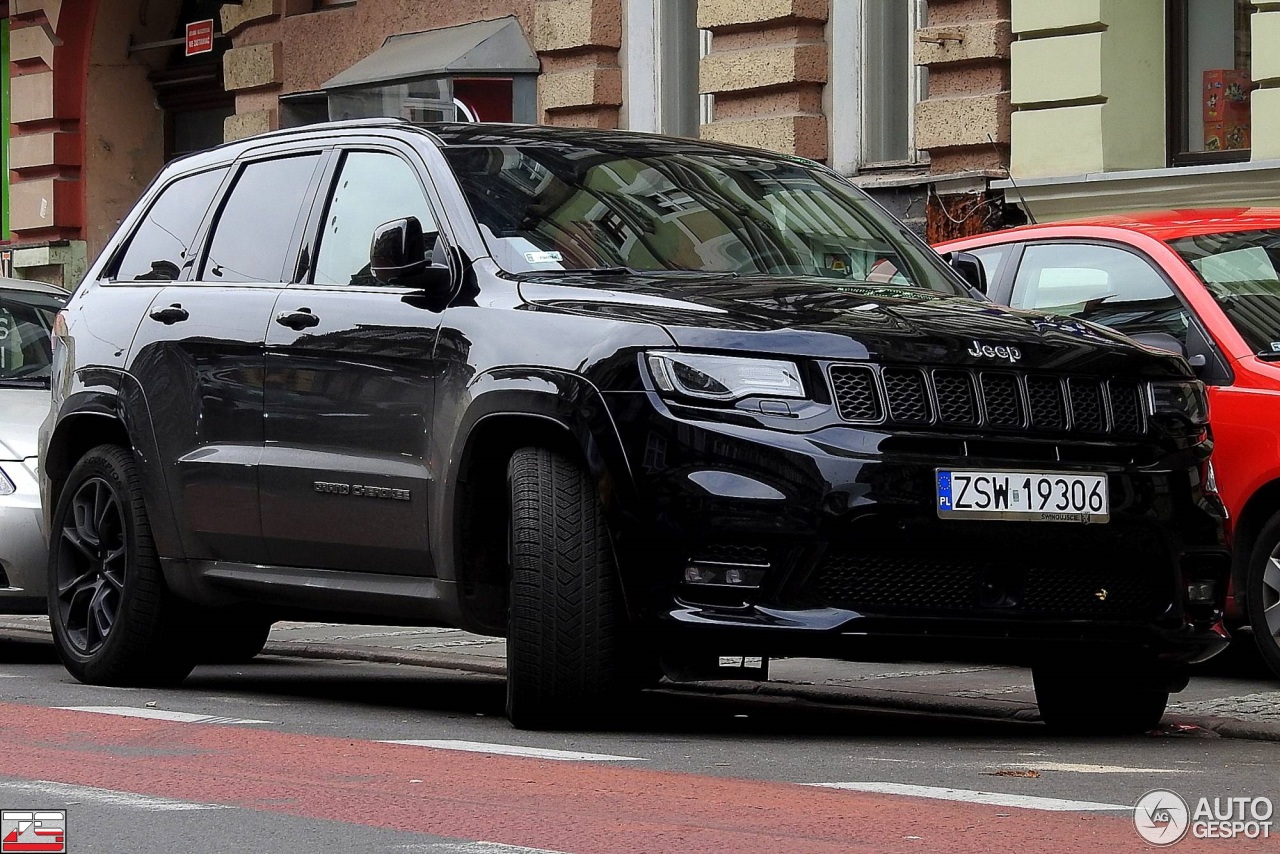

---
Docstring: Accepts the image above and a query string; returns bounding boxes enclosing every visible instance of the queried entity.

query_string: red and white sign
[1,811,66,853]
[185,19,215,57]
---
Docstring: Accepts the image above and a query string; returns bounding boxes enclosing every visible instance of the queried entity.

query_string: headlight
[0,469,14,496]
[646,352,805,402]
[1148,380,1209,425]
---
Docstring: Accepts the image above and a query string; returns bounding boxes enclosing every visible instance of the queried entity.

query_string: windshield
[1170,229,1280,357]
[441,143,963,295]
[0,289,62,388]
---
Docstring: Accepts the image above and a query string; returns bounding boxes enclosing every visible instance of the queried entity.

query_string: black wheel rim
[55,476,127,655]
[1264,549,1280,646]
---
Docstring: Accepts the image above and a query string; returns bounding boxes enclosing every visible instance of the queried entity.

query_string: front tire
[1033,664,1169,735]
[47,445,196,686]
[1246,513,1280,680]
[505,447,638,729]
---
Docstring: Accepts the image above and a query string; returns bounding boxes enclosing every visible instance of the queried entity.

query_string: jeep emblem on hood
[967,340,1022,363]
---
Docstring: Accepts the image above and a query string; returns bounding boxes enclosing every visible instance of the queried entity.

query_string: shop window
[1169,0,1253,165]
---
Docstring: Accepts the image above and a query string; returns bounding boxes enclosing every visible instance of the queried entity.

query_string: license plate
[937,470,1109,523]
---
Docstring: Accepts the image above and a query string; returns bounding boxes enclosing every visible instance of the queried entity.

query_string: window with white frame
[830,0,928,174]
[624,0,708,137]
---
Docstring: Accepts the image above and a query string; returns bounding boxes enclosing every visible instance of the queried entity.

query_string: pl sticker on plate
[524,251,563,264]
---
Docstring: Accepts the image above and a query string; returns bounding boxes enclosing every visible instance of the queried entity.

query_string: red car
[937,208,1280,678]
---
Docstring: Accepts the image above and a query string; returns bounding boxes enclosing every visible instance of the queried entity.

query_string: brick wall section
[7,0,84,240]
[532,0,621,128]
[915,0,1012,175]
[696,0,828,160]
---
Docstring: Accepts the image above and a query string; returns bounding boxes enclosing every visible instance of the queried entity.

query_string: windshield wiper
[521,266,740,279]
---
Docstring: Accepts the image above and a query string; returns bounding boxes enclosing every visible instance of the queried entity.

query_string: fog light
[681,562,766,588]
[1187,580,1217,604]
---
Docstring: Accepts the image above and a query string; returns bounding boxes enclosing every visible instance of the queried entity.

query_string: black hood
[517,274,1191,378]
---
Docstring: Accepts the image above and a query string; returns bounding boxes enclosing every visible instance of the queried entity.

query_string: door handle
[148,304,189,325]
[275,308,320,331]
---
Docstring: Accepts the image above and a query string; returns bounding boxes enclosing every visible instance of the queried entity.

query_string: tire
[505,447,640,729]
[47,445,196,686]
[1033,665,1169,735]
[1246,513,1280,681]
[195,617,273,664]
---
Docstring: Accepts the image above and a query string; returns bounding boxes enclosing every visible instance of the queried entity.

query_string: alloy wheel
[55,477,127,655]
[1264,552,1280,645]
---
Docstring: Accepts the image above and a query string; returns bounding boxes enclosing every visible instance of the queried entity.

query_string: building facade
[1,1,1272,288]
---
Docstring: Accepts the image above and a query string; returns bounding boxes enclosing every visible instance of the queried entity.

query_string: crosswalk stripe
[0,779,228,811]
[380,740,644,762]
[806,782,1130,812]
[57,706,272,725]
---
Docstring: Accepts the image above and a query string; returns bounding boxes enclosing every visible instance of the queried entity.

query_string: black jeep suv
[42,120,1228,732]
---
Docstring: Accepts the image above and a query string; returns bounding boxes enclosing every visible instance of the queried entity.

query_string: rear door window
[202,154,324,284]
[1010,242,1192,345]
[113,167,228,282]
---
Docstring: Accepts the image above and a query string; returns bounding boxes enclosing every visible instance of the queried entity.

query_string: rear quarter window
[112,167,229,282]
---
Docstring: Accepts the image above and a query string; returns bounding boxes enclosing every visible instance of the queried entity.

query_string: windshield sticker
[524,251,563,264]
[1270,342,1280,353]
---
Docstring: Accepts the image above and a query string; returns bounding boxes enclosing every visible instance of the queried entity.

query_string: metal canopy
[322,17,539,91]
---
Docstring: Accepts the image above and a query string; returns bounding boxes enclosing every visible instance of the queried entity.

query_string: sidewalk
[3,615,1278,741]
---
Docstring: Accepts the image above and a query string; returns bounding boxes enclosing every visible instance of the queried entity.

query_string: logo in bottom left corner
[1,811,66,853]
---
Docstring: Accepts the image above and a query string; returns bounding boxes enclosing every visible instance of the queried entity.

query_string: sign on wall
[185,20,215,57]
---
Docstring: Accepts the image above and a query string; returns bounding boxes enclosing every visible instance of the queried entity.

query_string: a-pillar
[697,0,828,161]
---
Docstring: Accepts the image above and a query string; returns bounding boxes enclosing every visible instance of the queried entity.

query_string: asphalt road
[0,636,1277,853]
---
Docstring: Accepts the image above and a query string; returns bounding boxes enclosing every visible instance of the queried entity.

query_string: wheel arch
[1232,478,1280,614]
[441,372,637,634]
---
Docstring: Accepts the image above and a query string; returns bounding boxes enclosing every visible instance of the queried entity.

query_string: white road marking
[0,779,228,811]
[1000,762,1196,774]
[396,843,568,854]
[381,740,644,762]
[57,706,272,725]
[807,782,1129,812]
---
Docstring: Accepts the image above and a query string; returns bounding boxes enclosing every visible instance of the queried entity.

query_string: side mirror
[947,251,988,294]
[1129,331,1187,357]
[370,217,450,290]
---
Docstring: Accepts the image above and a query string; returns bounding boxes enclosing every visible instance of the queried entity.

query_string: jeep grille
[827,365,1147,437]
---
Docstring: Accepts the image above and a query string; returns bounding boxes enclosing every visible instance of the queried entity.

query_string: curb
[6,624,1280,742]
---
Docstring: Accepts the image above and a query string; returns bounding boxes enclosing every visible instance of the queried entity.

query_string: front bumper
[604,392,1230,667]
[0,458,48,612]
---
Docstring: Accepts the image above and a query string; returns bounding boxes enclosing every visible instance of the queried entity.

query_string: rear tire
[505,447,639,729]
[1245,513,1280,680]
[47,445,196,686]
[1033,664,1169,735]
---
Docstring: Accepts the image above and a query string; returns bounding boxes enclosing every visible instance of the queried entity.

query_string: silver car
[0,278,66,612]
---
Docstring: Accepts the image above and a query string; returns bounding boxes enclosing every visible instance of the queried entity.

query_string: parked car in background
[0,278,66,613]
[42,121,1229,733]
[937,208,1280,679]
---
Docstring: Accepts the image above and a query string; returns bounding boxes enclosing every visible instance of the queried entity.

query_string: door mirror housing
[370,217,451,290]
[1129,331,1187,357]
[947,251,987,294]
